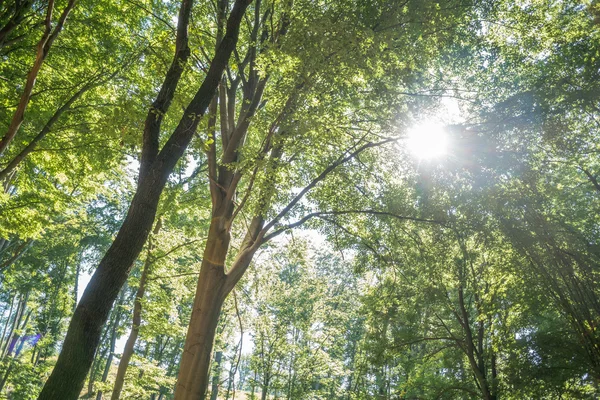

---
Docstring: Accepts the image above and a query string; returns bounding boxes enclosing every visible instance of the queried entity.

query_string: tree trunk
[37,180,161,400]
[37,0,250,397]
[457,286,493,400]
[111,222,158,400]
[87,338,108,397]
[96,305,122,400]
[224,353,235,400]
[2,291,26,358]
[0,308,31,391]
[173,221,229,399]
[260,375,270,400]
[0,294,15,353]
[0,77,99,181]
[0,239,33,272]
[251,370,257,400]
[86,291,124,399]
[173,210,264,400]
[209,351,223,400]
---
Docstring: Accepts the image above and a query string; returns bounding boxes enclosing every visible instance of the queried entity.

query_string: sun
[405,122,449,160]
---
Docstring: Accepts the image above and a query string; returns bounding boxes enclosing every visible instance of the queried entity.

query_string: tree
[173,1,476,397]
[37,0,252,397]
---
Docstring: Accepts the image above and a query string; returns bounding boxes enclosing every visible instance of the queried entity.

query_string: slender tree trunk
[2,291,26,358]
[0,238,10,254]
[111,220,161,400]
[209,351,223,400]
[0,239,32,271]
[225,349,236,400]
[251,369,257,400]
[457,286,493,400]
[260,375,270,400]
[0,78,99,181]
[152,336,170,367]
[0,294,15,353]
[96,306,122,400]
[0,308,31,392]
[87,300,120,398]
[5,308,30,358]
[0,294,22,358]
[87,347,106,397]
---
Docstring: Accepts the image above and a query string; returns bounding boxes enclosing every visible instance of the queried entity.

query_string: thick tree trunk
[174,218,229,399]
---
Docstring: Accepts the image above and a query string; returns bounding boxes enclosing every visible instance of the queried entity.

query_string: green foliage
[0,0,598,398]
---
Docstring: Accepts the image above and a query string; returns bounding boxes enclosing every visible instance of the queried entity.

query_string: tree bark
[174,220,230,399]
[37,1,250,398]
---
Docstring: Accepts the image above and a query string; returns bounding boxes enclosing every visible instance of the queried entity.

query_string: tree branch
[139,0,193,179]
[262,210,445,242]
[260,138,399,236]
